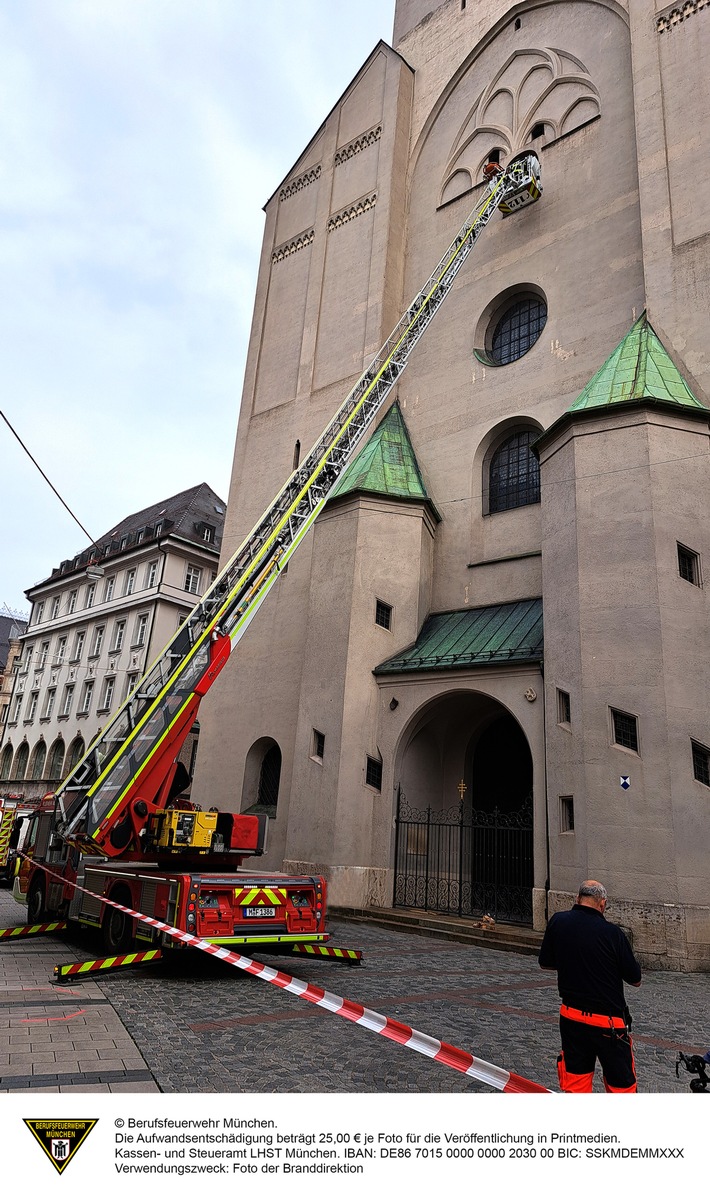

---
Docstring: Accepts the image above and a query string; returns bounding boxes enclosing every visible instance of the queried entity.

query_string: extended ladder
[58,154,542,846]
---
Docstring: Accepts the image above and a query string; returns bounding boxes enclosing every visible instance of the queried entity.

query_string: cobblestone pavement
[1,889,707,1094]
[0,890,159,1094]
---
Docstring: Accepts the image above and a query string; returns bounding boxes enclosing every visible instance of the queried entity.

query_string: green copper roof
[568,313,706,413]
[330,402,434,506]
[375,599,543,675]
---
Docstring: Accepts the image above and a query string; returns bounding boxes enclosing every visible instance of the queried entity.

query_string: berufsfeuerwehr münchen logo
[23,1118,98,1174]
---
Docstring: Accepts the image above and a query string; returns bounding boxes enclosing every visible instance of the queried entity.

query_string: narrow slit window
[611,708,639,753]
[557,689,571,725]
[678,543,701,586]
[375,600,393,631]
[692,741,710,787]
[366,756,383,791]
[560,796,574,832]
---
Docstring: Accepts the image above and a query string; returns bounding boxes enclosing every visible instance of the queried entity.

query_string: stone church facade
[192,0,710,970]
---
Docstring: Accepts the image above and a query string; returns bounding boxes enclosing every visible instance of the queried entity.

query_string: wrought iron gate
[393,788,533,924]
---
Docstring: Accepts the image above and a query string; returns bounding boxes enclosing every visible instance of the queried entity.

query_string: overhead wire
[0,408,97,546]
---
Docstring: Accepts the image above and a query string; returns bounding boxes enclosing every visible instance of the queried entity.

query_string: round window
[490,296,547,365]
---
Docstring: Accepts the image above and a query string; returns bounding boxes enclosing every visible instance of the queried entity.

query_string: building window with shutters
[134,614,149,647]
[185,564,202,594]
[99,677,115,713]
[79,679,94,715]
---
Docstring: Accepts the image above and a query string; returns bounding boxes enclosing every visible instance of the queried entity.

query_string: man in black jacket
[539,880,642,1092]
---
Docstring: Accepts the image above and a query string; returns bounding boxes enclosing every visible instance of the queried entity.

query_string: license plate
[244,906,276,918]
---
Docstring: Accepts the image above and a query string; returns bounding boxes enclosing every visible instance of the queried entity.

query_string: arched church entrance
[393,692,533,924]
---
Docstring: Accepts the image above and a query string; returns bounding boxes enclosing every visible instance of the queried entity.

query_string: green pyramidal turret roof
[330,401,437,511]
[568,313,706,413]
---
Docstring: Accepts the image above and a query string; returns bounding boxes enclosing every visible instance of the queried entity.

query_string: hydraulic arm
[56,153,542,856]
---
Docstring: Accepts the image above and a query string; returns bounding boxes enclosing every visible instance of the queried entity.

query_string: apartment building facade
[0,483,225,799]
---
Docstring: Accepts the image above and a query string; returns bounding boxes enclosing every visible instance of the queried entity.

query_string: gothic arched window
[489,429,540,513]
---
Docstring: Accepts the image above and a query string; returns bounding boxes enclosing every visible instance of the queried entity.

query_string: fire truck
[0,795,37,886]
[14,154,542,956]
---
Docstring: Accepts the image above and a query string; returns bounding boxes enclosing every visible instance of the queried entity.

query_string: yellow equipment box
[154,809,217,852]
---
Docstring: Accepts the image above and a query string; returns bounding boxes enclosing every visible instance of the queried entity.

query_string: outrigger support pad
[54,948,163,983]
[0,921,68,941]
[289,944,362,964]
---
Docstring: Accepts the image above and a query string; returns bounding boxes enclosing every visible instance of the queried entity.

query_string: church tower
[193,1,710,968]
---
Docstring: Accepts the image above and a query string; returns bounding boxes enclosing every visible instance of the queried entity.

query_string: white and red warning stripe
[21,856,550,1093]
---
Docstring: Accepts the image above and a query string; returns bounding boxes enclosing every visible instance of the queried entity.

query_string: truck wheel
[27,875,46,923]
[101,890,134,954]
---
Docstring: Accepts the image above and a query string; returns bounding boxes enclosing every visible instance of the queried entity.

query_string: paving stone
[2,890,707,1094]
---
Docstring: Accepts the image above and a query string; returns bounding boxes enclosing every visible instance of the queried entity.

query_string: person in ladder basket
[538,880,642,1092]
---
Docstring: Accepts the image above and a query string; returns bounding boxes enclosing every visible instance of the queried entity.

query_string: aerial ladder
[54,152,541,860]
[16,154,541,956]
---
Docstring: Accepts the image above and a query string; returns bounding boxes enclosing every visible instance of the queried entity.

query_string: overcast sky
[0,0,395,614]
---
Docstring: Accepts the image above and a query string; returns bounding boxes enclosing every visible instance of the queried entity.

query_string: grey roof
[0,614,28,672]
[37,483,227,586]
[94,482,226,549]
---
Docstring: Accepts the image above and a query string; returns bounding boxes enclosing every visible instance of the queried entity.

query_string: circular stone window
[489,295,547,365]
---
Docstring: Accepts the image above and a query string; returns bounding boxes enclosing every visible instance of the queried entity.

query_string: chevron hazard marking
[20,854,550,1093]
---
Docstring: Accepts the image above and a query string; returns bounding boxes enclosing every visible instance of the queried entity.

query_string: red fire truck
[14,154,542,957]
[0,795,37,886]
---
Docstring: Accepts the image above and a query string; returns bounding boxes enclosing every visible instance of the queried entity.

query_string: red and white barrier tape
[20,856,550,1093]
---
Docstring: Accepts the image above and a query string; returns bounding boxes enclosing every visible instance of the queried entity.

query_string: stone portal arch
[394,690,534,923]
